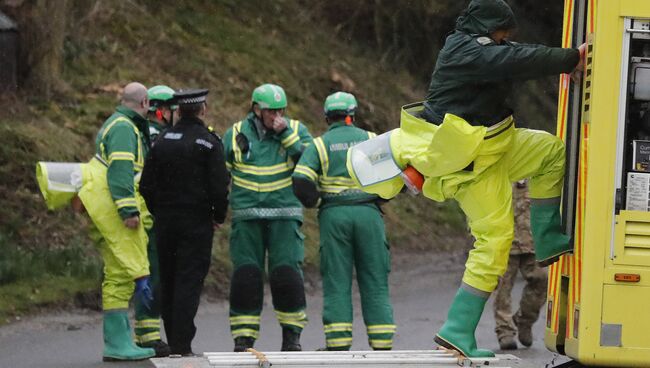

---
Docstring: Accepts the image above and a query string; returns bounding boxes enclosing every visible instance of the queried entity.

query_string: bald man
[78,82,156,361]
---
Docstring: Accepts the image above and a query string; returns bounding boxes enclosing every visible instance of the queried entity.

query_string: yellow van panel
[619,0,650,17]
[602,284,650,349]
[614,211,650,267]
[548,0,650,366]
[572,284,650,366]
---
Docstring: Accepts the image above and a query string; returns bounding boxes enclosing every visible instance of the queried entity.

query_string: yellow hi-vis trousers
[452,127,564,292]
[79,158,150,310]
[396,105,565,293]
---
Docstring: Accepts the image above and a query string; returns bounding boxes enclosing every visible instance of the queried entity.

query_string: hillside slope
[0,0,468,321]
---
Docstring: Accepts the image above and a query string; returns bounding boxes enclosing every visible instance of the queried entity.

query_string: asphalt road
[0,250,569,368]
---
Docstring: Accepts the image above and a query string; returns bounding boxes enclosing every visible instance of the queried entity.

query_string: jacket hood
[455,0,517,35]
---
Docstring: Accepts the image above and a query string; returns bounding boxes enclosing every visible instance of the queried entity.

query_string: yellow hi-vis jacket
[348,102,514,201]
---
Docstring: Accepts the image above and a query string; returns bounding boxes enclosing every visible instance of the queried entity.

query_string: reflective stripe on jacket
[223,113,313,221]
[293,122,378,207]
[94,106,149,219]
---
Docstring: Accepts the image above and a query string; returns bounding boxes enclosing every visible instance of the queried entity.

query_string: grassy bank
[0,0,467,323]
[0,234,102,323]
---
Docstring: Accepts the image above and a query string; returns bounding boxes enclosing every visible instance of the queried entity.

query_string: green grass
[0,276,99,324]
[0,235,101,286]
[0,235,101,324]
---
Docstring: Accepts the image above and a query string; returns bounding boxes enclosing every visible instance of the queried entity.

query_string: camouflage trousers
[493,253,547,338]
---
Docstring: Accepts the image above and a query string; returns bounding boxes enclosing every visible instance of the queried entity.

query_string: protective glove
[236,133,250,154]
[134,276,153,310]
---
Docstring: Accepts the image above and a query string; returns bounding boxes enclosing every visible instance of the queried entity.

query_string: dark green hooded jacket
[422,0,580,126]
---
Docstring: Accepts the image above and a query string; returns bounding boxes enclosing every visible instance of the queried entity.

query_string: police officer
[140,89,230,356]
[223,83,313,352]
[293,91,395,351]
[493,181,547,350]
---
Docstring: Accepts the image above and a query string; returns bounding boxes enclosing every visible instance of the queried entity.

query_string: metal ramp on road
[197,349,518,367]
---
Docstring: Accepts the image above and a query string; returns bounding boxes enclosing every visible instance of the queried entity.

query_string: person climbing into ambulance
[348,0,586,358]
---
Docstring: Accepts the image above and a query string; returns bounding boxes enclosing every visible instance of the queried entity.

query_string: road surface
[0,250,569,368]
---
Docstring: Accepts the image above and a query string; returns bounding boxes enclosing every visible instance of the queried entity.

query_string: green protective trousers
[134,227,162,344]
[79,158,149,310]
[229,219,307,340]
[319,205,394,350]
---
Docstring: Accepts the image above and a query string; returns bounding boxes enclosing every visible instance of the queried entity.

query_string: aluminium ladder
[197,349,518,367]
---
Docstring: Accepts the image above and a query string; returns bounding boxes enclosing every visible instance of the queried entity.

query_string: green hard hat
[251,83,287,109]
[148,85,177,111]
[324,91,357,116]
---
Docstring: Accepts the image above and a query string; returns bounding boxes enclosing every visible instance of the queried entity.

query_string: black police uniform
[140,89,229,355]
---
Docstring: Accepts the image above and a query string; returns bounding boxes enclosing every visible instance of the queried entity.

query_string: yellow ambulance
[545,0,650,366]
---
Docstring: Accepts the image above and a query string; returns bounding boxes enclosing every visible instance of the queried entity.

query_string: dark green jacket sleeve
[104,123,139,219]
[456,41,580,82]
[292,142,321,208]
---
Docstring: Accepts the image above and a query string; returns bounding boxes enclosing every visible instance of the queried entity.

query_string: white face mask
[348,130,402,187]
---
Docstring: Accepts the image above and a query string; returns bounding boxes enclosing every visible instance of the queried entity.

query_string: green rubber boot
[530,201,572,267]
[102,310,155,362]
[434,288,495,358]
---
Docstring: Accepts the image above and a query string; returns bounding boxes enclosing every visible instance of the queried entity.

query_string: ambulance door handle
[627,28,650,34]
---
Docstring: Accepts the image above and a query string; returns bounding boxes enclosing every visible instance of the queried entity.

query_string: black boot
[281,328,302,351]
[234,336,255,352]
[498,335,518,350]
[137,339,172,357]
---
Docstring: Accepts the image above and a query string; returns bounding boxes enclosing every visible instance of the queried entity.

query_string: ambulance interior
[621,19,650,212]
